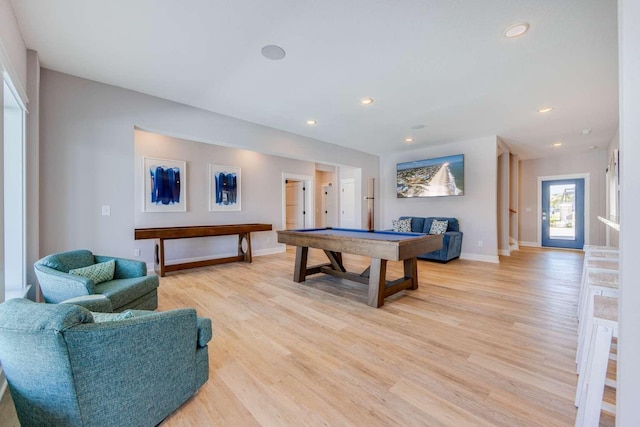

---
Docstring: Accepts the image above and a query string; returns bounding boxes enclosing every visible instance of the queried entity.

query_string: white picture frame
[142,156,187,212]
[209,164,241,211]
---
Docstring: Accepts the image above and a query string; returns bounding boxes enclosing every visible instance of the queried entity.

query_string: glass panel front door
[541,178,585,249]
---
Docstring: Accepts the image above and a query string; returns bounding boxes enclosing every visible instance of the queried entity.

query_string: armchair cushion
[92,310,135,322]
[69,260,115,284]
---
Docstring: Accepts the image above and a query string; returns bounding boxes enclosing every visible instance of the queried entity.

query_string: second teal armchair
[34,249,159,311]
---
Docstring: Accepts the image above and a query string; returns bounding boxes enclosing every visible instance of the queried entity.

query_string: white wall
[39,69,379,260]
[618,0,640,423]
[380,136,499,262]
[0,0,27,96]
[518,150,608,246]
[605,129,620,247]
[135,130,315,263]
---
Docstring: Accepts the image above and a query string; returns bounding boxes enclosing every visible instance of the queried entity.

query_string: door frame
[281,173,314,230]
[536,173,590,248]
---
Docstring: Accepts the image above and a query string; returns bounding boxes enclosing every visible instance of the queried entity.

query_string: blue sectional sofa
[399,216,463,262]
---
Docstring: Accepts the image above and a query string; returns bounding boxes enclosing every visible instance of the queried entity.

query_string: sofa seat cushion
[95,276,159,310]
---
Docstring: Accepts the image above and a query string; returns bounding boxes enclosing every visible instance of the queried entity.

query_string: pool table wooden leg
[294,246,309,282]
[368,258,387,308]
[404,257,419,290]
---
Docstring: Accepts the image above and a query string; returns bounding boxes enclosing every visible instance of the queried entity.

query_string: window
[3,78,27,300]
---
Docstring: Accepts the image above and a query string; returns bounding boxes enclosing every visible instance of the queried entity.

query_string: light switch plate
[101,205,110,216]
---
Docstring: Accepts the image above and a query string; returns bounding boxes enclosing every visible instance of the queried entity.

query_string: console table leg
[239,232,253,262]
[154,238,166,277]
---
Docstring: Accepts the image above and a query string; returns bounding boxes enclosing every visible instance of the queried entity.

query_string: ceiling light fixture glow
[306,119,317,125]
[553,142,563,147]
[504,23,529,38]
[261,45,286,60]
[404,137,414,143]
[538,107,553,113]
[360,97,374,105]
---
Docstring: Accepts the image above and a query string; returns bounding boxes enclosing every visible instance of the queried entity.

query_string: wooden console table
[134,224,272,276]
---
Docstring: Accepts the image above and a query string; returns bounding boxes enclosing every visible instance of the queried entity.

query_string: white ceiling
[11,0,619,159]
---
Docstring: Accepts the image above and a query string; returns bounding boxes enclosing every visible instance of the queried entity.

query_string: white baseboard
[253,246,286,256]
[519,241,540,247]
[499,249,511,256]
[460,253,500,263]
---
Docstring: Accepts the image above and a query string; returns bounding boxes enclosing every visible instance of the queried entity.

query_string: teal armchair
[0,298,211,427]
[34,249,159,311]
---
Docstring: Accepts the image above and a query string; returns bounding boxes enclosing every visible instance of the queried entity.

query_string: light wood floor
[1,247,615,426]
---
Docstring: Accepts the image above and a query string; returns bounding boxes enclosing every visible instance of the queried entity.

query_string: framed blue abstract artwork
[143,157,187,212]
[209,164,241,211]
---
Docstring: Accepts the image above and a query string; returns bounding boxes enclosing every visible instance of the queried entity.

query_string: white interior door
[322,183,336,227]
[340,179,355,228]
[286,180,305,229]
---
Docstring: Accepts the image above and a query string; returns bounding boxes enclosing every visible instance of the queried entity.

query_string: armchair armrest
[196,317,212,348]
[94,255,147,278]
[61,294,113,312]
[34,264,96,303]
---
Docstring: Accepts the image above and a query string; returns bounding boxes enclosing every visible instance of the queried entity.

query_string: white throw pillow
[392,218,412,233]
[429,219,449,235]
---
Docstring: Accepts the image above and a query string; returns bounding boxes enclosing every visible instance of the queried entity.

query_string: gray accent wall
[135,130,316,264]
[379,136,499,262]
[518,150,607,246]
[39,69,379,262]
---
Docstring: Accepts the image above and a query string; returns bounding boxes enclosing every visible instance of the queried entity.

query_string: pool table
[277,228,443,307]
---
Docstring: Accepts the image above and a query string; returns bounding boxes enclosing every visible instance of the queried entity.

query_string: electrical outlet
[134,248,141,257]
[477,240,484,247]
[101,205,111,216]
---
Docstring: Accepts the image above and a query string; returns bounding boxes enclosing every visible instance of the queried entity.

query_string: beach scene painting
[143,157,187,212]
[397,154,464,198]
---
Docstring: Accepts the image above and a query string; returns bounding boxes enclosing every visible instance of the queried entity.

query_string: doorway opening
[282,173,314,230]
[539,175,588,249]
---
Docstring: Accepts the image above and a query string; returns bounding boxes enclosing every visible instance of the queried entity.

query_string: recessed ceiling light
[306,119,317,125]
[411,124,425,130]
[261,45,286,60]
[538,107,553,113]
[589,145,598,150]
[581,128,592,135]
[404,137,414,143]
[360,97,374,105]
[553,142,563,147]
[504,23,529,38]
